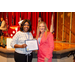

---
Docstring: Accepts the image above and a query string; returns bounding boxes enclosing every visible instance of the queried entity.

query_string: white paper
[7,38,12,49]
[26,40,38,51]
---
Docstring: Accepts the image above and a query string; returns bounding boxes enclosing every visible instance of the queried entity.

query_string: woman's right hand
[14,44,27,48]
[20,44,27,48]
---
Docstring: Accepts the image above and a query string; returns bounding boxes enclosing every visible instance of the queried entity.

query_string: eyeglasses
[24,24,30,26]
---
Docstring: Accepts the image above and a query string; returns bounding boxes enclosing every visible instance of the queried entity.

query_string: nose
[24,25,28,27]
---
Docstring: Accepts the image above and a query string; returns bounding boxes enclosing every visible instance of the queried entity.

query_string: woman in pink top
[36,21,54,62]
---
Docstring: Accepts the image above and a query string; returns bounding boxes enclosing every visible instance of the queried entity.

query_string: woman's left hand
[44,57,48,62]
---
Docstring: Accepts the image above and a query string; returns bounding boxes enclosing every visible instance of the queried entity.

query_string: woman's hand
[21,44,27,48]
[44,57,48,62]
[14,44,27,48]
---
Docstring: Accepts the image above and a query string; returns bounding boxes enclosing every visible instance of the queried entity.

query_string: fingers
[23,44,27,48]
[44,57,48,62]
[21,44,27,48]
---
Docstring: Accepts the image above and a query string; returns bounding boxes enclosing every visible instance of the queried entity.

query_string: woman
[36,21,54,62]
[0,18,7,31]
[10,19,33,62]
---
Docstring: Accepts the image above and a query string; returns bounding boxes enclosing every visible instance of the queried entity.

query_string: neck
[41,31,44,34]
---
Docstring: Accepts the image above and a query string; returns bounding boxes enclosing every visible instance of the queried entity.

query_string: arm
[10,33,18,48]
[10,32,27,48]
[14,44,27,48]
[45,33,54,61]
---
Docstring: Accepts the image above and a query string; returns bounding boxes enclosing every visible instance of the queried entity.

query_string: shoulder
[15,31,22,36]
[16,31,20,34]
[47,32,53,38]
[29,32,33,38]
[29,32,33,35]
[29,32,33,37]
[47,32,52,35]
[17,31,23,33]
[1,20,5,25]
[2,20,6,24]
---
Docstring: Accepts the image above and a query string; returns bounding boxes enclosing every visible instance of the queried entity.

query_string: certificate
[25,39,38,51]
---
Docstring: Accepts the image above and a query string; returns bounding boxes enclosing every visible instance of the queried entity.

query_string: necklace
[40,34,42,38]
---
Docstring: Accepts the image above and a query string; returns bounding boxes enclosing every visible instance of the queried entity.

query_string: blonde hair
[36,21,49,39]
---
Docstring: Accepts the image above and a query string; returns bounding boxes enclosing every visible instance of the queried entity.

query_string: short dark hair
[20,19,32,32]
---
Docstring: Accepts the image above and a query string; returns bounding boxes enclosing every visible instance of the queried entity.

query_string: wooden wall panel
[58,12,63,40]
[57,12,75,43]
[64,12,70,42]
[71,12,75,43]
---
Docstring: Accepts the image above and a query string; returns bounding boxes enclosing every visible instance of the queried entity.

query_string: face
[23,22,30,32]
[1,18,3,21]
[38,17,41,22]
[39,23,45,33]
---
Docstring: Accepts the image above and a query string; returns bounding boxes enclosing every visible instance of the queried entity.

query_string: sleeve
[10,32,19,48]
[46,32,54,59]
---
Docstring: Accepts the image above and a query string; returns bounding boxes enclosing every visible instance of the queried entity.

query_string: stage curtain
[0,12,56,38]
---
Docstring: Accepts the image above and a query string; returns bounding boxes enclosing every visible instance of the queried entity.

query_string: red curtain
[0,12,56,38]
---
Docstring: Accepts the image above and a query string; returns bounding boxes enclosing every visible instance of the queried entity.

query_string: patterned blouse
[10,31,33,55]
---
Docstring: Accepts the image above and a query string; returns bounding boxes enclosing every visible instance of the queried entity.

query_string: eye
[42,25,45,27]
[27,25,30,26]
[24,24,29,26]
